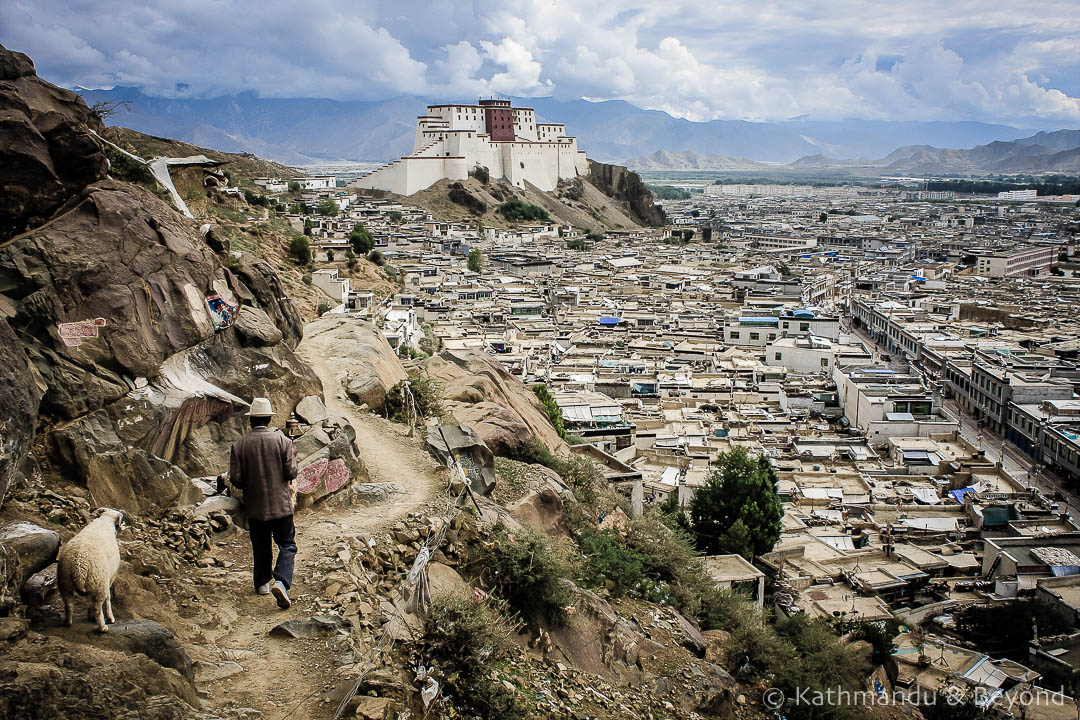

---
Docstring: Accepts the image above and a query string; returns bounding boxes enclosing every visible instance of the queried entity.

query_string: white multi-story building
[975,244,1055,278]
[998,189,1037,201]
[352,98,589,196]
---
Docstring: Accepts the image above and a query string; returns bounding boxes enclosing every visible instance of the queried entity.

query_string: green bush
[509,436,564,472]
[566,238,588,250]
[315,198,338,216]
[561,455,602,504]
[498,198,551,222]
[385,372,443,423]
[421,593,530,720]
[531,384,566,438]
[418,323,439,356]
[577,528,646,597]
[367,249,385,266]
[243,189,270,207]
[472,524,571,626]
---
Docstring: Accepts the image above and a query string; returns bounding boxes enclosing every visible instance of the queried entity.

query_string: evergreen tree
[689,446,782,558]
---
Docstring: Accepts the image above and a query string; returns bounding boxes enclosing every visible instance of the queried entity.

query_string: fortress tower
[351,98,589,196]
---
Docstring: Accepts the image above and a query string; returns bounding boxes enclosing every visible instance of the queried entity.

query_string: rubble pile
[144,509,234,566]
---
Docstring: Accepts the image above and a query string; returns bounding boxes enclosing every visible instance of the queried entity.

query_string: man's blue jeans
[249,515,296,590]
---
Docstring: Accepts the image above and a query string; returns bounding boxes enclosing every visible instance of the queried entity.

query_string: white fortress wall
[353,100,590,196]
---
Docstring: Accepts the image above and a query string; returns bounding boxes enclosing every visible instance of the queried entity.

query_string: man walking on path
[230,397,298,609]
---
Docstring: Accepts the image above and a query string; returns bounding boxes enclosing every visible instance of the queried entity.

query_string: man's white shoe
[256,582,271,595]
[272,580,291,610]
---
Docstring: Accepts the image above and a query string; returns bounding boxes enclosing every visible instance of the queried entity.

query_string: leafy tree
[467,247,483,273]
[288,181,301,192]
[288,235,311,265]
[349,222,374,255]
[566,238,588,251]
[819,212,828,223]
[325,248,334,262]
[315,198,339,216]
[585,229,605,241]
[688,446,782,558]
[367,249,385,266]
[955,600,1069,657]
[682,229,695,243]
[243,189,269,207]
[646,184,692,200]
[388,210,402,223]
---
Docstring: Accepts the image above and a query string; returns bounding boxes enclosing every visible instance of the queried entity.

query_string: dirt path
[182,323,446,720]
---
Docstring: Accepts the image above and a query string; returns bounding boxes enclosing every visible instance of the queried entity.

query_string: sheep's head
[92,507,126,532]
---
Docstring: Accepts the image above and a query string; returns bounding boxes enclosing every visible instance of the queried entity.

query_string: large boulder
[233,305,283,347]
[0,317,41,506]
[419,350,568,456]
[0,631,198,717]
[424,424,495,497]
[0,43,108,240]
[297,315,407,412]
[43,618,194,682]
[0,522,60,613]
[231,256,305,348]
[508,487,567,537]
[0,45,324,516]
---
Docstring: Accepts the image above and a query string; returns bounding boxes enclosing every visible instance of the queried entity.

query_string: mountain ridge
[77,86,1050,167]
[629,130,1080,174]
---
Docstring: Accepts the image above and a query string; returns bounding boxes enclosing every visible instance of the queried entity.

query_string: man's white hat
[246,397,276,417]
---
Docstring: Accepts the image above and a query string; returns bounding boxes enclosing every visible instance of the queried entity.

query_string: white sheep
[57,508,125,633]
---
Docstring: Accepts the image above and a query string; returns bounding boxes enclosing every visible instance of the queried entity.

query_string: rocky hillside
[394,164,664,232]
[586,160,667,226]
[0,42,372,713]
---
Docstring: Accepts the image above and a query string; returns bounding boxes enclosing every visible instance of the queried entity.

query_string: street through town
[843,318,1080,517]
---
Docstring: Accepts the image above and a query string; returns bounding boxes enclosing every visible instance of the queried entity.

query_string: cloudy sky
[3,0,1079,125]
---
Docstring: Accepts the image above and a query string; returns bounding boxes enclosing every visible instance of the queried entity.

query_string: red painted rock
[296,458,328,494]
[324,459,349,493]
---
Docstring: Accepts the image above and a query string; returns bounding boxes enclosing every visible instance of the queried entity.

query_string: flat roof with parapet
[703,554,765,582]
[426,103,535,111]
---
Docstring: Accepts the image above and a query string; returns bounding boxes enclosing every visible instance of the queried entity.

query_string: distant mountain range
[623,150,765,171]
[626,130,1080,175]
[76,86,1073,173]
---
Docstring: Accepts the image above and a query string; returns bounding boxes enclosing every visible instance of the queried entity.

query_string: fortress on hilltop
[352,98,589,196]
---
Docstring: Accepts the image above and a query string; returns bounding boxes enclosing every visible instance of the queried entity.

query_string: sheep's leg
[91,594,108,633]
[105,588,115,624]
[62,594,73,627]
